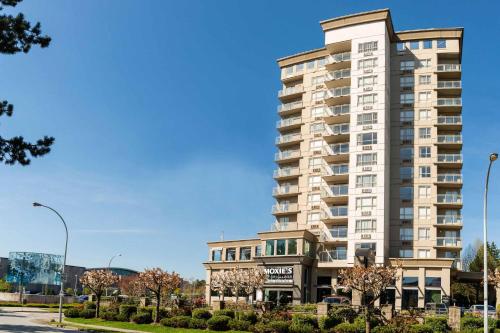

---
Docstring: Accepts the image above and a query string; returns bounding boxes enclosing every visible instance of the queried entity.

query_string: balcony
[325,86,350,106]
[323,143,349,163]
[436,215,463,228]
[322,164,349,182]
[276,117,302,131]
[272,203,299,215]
[436,64,461,72]
[275,150,301,163]
[436,116,462,130]
[435,237,462,248]
[271,221,298,232]
[277,101,303,116]
[281,68,304,82]
[275,133,302,146]
[436,80,461,94]
[323,123,349,142]
[273,167,300,180]
[436,154,463,167]
[272,185,299,198]
[329,226,348,240]
[325,69,351,88]
[436,174,463,187]
[278,85,304,101]
[325,52,351,71]
[318,249,347,263]
[436,98,462,111]
[321,206,348,223]
[437,135,462,148]
[321,185,348,204]
[436,193,462,207]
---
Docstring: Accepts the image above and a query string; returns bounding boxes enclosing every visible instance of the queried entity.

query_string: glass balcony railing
[437,135,462,144]
[437,98,462,107]
[329,227,348,238]
[326,124,350,136]
[326,52,351,65]
[436,237,462,247]
[326,164,349,176]
[437,116,462,125]
[318,249,347,262]
[278,85,304,98]
[437,193,462,204]
[275,133,302,144]
[437,80,462,89]
[436,64,461,72]
[437,154,462,163]
[272,185,299,196]
[331,185,348,196]
[275,150,300,161]
[436,215,462,225]
[276,117,301,129]
[277,101,303,113]
[272,203,298,214]
[437,174,462,184]
[328,86,350,98]
[324,143,349,156]
[330,206,348,217]
[273,167,300,178]
[325,104,350,117]
[326,69,351,81]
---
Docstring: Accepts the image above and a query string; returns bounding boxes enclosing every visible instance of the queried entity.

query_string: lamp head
[33,202,42,207]
[490,153,499,162]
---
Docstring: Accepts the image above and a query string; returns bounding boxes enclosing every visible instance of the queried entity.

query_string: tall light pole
[483,153,498,333]
[33,202,68,325]
[106,254,121,296]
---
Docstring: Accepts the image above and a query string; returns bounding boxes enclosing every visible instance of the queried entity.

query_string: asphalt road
[0,307,76,333]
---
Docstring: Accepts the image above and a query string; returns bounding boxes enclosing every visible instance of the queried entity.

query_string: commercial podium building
[204,9,463,309]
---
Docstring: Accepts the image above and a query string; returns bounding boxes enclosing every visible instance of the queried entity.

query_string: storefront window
[425,290,441,303]
[226,248,236,261]
[211,249,222,261]
[402,289,418,309]
[277,239,286,255]
[239,247,251,261]
[288,239,297,255]
[425,277,441,287]
[265,240,275,256]
[304,240,313,257]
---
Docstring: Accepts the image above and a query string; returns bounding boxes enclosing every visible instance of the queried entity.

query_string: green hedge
[119,304,137,320]
[229,319,252,331]
[207,315,231,331]
[214,309,235,319]
[131,312,153,324]
[424,316,448,333]
[189,318,208,329]
[63,308,80,318]
[160,315,191,328]
[192,308,212,320]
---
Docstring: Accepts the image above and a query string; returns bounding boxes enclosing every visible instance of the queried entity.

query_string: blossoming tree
[80,270,119,317]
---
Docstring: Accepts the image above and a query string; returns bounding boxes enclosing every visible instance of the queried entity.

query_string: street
[0,307,75,333]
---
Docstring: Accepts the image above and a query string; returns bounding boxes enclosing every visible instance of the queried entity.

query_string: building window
[400,110,414,122]
[437,39,447,49]
[419,127,431,139]
[309,176,322,187]
[358,75,377,87]
[310,139,323,149]
[400,249,414,258]
[304,239,312,257]
[418,91,432,102]
[418,228,431,240]
[403,277,419,287]
[418,249,431,258]
[357,132,377,145]
[419,75,431,85]
[419,166,431,178]
[409,41,419,50]
[356,242,377,255]
[420,146,431,158]
[310,123,324,134]
[419,206,431,219]
[425,277,441,287]
[419,109,431,120]
[306,60,315,70]
[400,167,413,181]
[312,91,325,101]
[400,93,414,104]
[400,60,415,70]
[400,76,414,87]
[308,212,320,222]
[317,58,326,68]
[265,240,274,256]
[419,59,431,68]
[308,193,321,204]
[355,219,376,233]
[400,207,413,220]
[357,112,378,125]
[211,249,222,261]
[397,42,406,51]
[400,147,414,162]
[295,63,304,72]
[311,106,324,117]
[255,245,262,257]
[357,93,377,105]
[288,239,297,255]
[309,157,322,167]
[400,128,414,142]
[311,75,325,85]
[276,239,286,255]
[356,197,377,211]
[400,187,413,201]
[226,248,236,261]
[240,247,251,260]
[358,41,378,53]
[357,153,377,166]
[356,175,377,187]
[285,66,293,75]
[358,58,377,69]
[418,185,431,198]
[423,40,432,49]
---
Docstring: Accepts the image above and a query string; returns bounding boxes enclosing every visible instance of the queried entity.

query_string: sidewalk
[63,320,145,333]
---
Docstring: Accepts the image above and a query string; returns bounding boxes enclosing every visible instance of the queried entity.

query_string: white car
[468,305,496,317]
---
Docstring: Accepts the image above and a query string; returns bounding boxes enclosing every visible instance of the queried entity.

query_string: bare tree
[339,263,400,333]
[80,270,119,317]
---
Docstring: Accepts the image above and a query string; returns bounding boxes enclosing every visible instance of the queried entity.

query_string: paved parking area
[0,307,76,333]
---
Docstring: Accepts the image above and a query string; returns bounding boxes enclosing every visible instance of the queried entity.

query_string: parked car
[77,295,89,303]
[322,296,351,305]
[468,304,496,317]
[424,302,448,314]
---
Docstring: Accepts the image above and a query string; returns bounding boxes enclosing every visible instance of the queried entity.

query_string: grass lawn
[65,318,246,333]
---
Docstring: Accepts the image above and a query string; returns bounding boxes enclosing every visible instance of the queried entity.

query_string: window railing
[278,85,304,97]
[437,80,461,89]
[436,64,461,72]
[273,167,300,178]
[276,117,302,129]
[326,69,351,81]
[437,193,462,204]
[324,143,349,156]
[328,86,350,98]
[436,215,462,225]
[275,150,300,161]
[272,203,299,213]
[437,174,462,183]
[437,135,462,144]
[318,249,347,261]
[277,101,303,113]
[326,52,351,65]
[329,164,349,175]
[437,98,462,106]
[272,185,299,196]
[437,116,462,125]
[325,104,350,117]
[330,206,348,217]
[330,227,348,238]
[275,133,302,144]
[326,124,350,136]
[437,154,462,163]
[436,237,461,247]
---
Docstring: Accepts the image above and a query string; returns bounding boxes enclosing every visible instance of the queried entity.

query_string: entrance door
[265,289,293,306]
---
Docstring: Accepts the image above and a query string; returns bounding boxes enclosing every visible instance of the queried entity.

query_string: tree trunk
[155,291,161,323]
[365,305,371,333]
[96,295,101,318]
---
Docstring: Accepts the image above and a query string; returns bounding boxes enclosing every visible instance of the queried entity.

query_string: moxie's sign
[264,266,293,284]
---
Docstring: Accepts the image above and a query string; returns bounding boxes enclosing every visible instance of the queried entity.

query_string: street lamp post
[106,254,121,296]
[483,153,498,333]
[32,202,68,325]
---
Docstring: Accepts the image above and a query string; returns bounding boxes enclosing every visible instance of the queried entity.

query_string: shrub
[407,324,433,333]
[252,322,269,333]
[214,309,235,319]
[138,306,153,315]
[189,318,209,329]
[229,319,252,331]
[266,320,290,333]
[462,316,496,332]
[319,315,341,330]
[292,314,318,328]
[289,322,315,333]
[153,307,170,321]
[79,309,96,319]
[424,316,448,333]
[372,325,398,333]
[131,312,153,324]
[239,311,258,324]
[119,304,137,320]
[164,316,191,328]
[192,308,212,320]
[208,315,232,331]
[84,302,96,310]
[329,307,357,323]
[64,308,80,318]
[291,304,317,314]
[99,311,118,321]
[116,313,129,322]
[331,322,358,333]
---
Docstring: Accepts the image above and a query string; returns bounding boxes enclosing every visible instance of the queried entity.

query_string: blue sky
[0,0,499,278]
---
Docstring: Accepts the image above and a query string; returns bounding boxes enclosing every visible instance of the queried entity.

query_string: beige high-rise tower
[205,8,463,309]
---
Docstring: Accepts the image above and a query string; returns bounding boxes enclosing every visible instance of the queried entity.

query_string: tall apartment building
[204,9,463,310]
